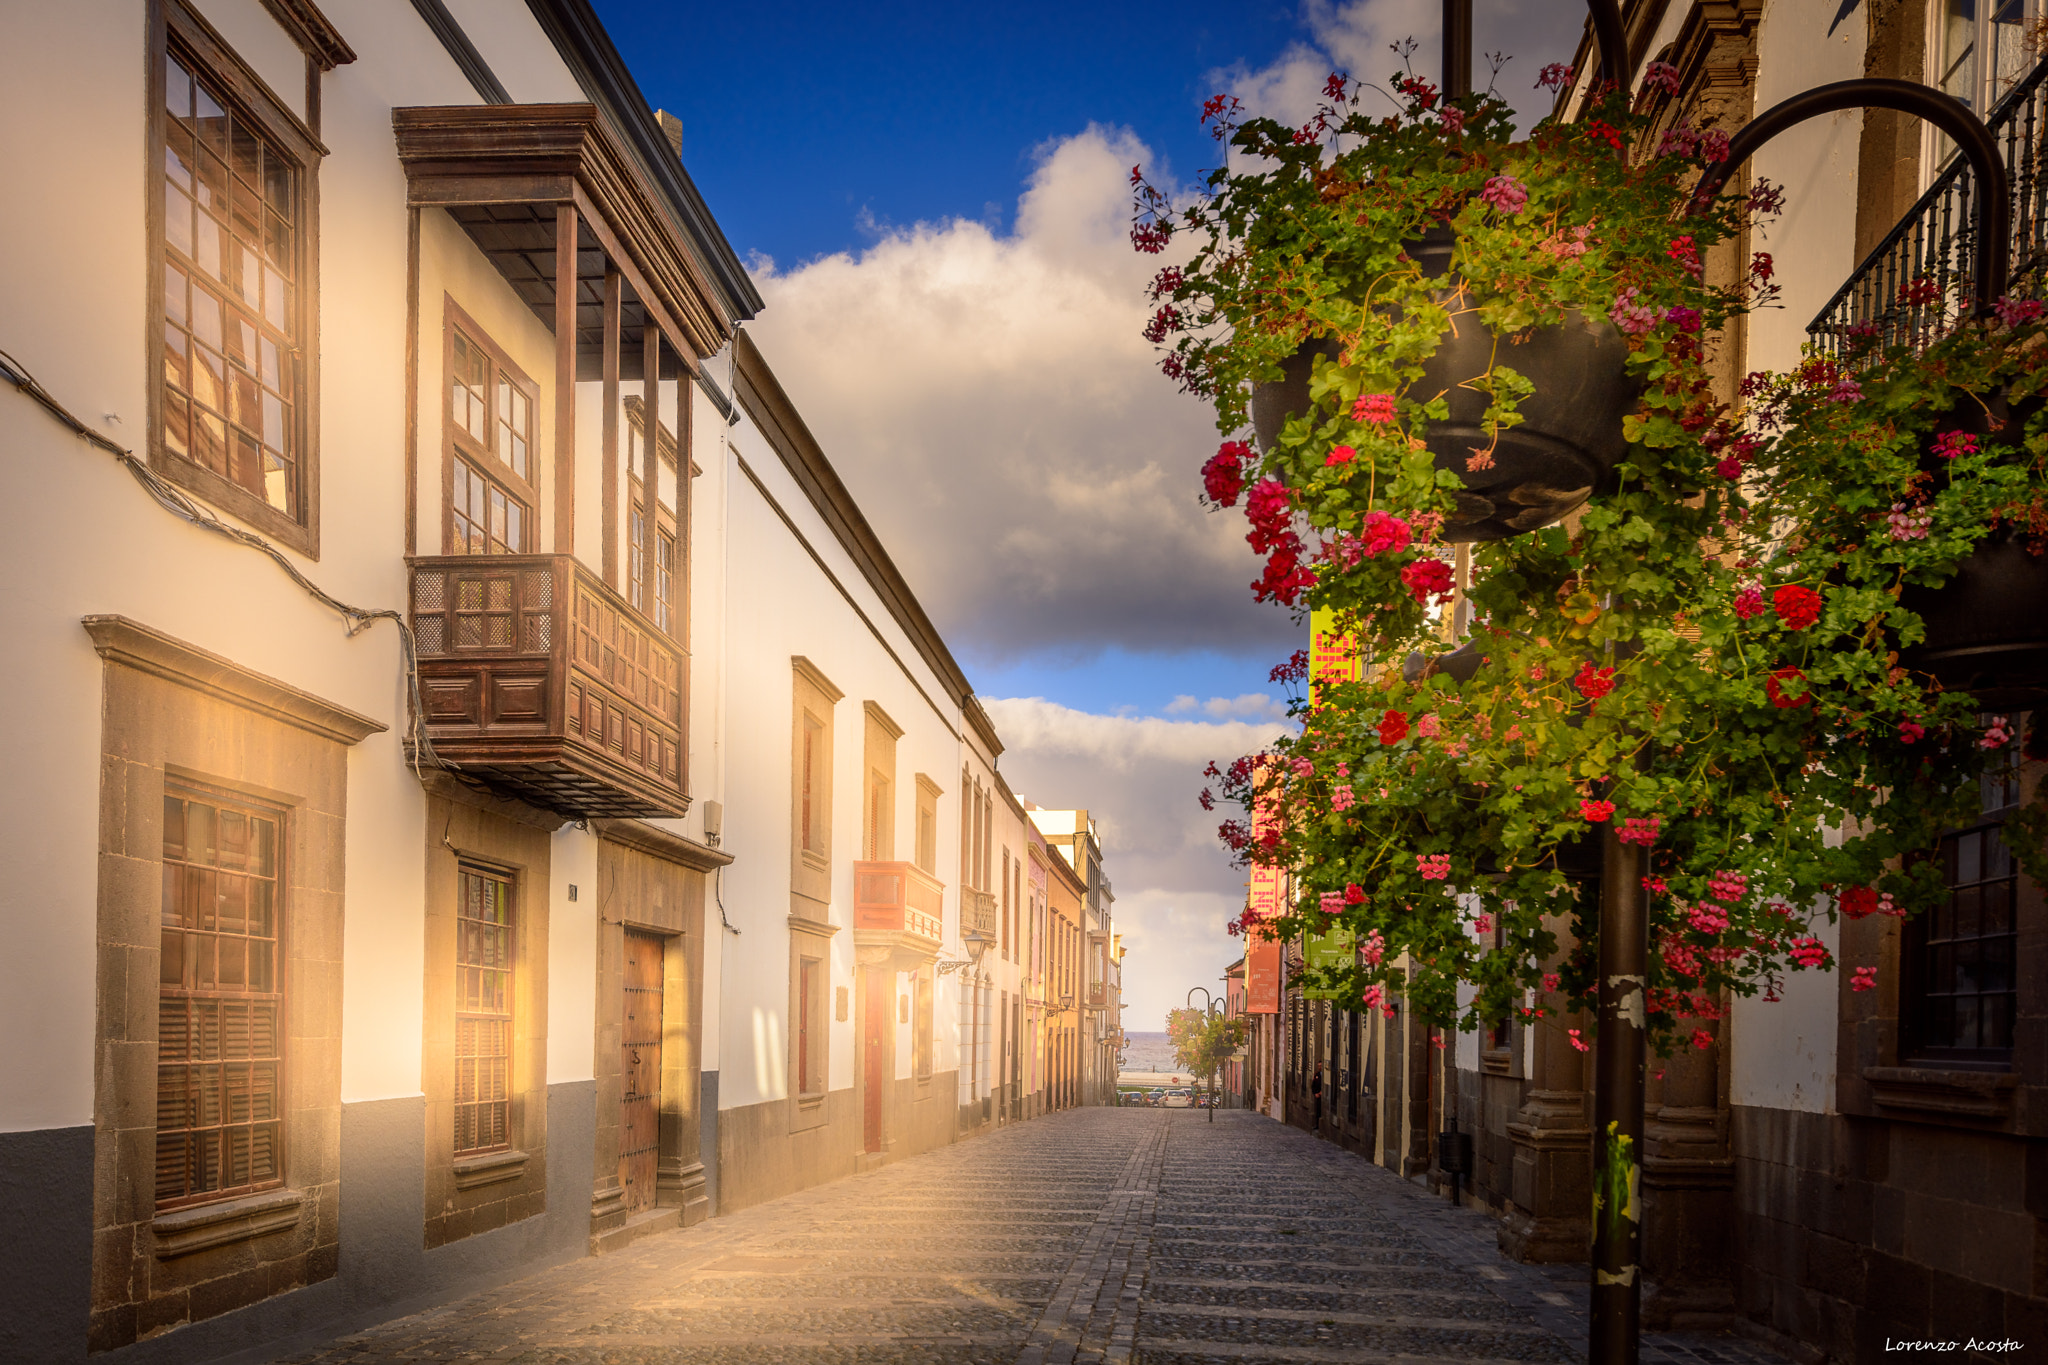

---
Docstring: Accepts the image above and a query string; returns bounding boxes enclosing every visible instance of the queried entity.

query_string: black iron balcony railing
[1809,58,2048,355]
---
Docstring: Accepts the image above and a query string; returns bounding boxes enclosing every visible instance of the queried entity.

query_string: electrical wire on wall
[2,344,442,774]
[710,331,744,937]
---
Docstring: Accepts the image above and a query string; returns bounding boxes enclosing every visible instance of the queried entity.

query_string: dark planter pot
[1897,391,2048,708]
[1249,226,1642,542]
[1899,529,2048,709]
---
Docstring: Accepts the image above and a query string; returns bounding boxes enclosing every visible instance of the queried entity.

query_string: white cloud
[745,124,1294,664]
[984,696,1289,1030]
[1212,0,1582,137]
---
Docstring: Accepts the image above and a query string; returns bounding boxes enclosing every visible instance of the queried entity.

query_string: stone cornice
[82,616,385,746]
[592,817,733,870]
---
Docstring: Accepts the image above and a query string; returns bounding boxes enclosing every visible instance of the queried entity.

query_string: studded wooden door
[620,929,664,1213]
[862,967,887,1153]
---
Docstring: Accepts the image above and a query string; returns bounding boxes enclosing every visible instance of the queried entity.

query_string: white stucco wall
[1746,0,1869,375]
[0,0,623,1128]
[713,369,971,1115]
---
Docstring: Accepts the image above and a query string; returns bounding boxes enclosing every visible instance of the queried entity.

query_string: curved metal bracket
[1585,0,1629,91]
[1690,78,2010,313]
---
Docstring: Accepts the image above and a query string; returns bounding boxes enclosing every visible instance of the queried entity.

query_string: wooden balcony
[410,554,686,818]
[853,861,945,949]
[964,889,998,941]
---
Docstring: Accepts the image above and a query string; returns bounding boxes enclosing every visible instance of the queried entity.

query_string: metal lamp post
[1186,986,1229,1123]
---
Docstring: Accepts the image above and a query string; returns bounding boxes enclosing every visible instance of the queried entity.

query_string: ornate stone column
[1641,1015,1735,1327]
[1500,987,1593,1262]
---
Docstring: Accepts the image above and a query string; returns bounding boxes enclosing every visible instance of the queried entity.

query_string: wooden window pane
[157,46,303,520]
[454,866,515,1155]
[166,55,193,121]
[156,787,284,1211]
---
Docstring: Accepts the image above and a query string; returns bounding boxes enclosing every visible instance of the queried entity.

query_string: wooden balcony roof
[393,103,736,365]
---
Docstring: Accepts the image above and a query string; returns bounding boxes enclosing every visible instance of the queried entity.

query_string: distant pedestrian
[1310,1066,1324,1134]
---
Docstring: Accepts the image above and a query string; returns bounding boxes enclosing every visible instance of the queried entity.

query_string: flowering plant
[1160,64,2021,1047]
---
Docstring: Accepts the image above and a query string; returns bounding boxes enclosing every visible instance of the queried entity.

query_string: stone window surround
[420,776,556,1251]
[788,916,839,1134]
[789,656,841,918]
[84,614,383,1351]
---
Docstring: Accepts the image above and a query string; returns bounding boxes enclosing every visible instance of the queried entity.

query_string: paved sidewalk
[273,1109,1792,1365]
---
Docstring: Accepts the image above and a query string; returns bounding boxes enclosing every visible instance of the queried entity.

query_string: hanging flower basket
[1758,320,2048,713]
[1132,63,1766,624]
[1250,225,1643,542]
[1163,65,2021,1048]
[1898,530,2048,708]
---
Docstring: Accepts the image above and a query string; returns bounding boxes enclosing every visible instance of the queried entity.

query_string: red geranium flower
[1580,799,1616,822]
[1202,441,1250,507]
[1400,557,1454,604]
[1574,662,1616,701]
[1378,710,1410,745]
[1765,667,1811,708]
[1771,584,1822,630]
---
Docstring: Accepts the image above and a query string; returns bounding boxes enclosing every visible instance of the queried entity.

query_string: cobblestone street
[277,1109,1789,1365]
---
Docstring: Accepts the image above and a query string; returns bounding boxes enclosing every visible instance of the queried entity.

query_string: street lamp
[1186,986,1229,1123]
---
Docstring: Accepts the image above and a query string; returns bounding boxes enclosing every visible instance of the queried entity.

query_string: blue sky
[593,1,1310,276]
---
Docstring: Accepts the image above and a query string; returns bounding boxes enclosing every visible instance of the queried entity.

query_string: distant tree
[1166,1007,1248,1118]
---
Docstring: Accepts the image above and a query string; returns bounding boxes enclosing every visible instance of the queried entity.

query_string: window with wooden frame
[914,776,940,875]
[157,785,285,1211]
[790,659,841,915]
[797,955,825,1097]
[867,772,892,861]
[444,304,537,556]
[914,968,934,1079]
[153,3,322,552]
[628,474,677,632]
[453,864,516,1154]
[1903,721,2029,1066]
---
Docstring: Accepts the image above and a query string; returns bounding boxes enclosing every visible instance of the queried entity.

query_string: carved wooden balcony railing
[964,888,998,942]
[853,861,945,948]
[409,554,687,818]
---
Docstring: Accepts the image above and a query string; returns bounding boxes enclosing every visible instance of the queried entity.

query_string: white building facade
[0,2,1120,1359]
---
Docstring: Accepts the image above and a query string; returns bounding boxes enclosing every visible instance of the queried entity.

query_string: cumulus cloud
[745,124,1292,665]
[1212,0,1581,136]
[984,696,1288,1029]
[1164,692,1291,723]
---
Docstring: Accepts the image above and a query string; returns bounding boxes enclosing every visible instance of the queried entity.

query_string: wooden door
[620,929,664,1212]
[862,967,887,1152]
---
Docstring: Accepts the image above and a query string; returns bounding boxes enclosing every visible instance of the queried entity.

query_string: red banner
[1244,762,1284,1013]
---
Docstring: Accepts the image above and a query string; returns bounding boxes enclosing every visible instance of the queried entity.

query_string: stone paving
[274,1109,1794,1365]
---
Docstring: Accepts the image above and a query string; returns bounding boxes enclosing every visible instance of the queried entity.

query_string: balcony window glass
[1932,0,2041,170]
[445,311,537,555]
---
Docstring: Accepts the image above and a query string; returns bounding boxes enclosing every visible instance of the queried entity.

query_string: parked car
[1162,1088,1194,1108]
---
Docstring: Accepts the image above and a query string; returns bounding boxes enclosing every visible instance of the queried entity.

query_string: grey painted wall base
[0,1124,95,1365]
[26,1080,601,1365]
[699,1071,718,1217]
